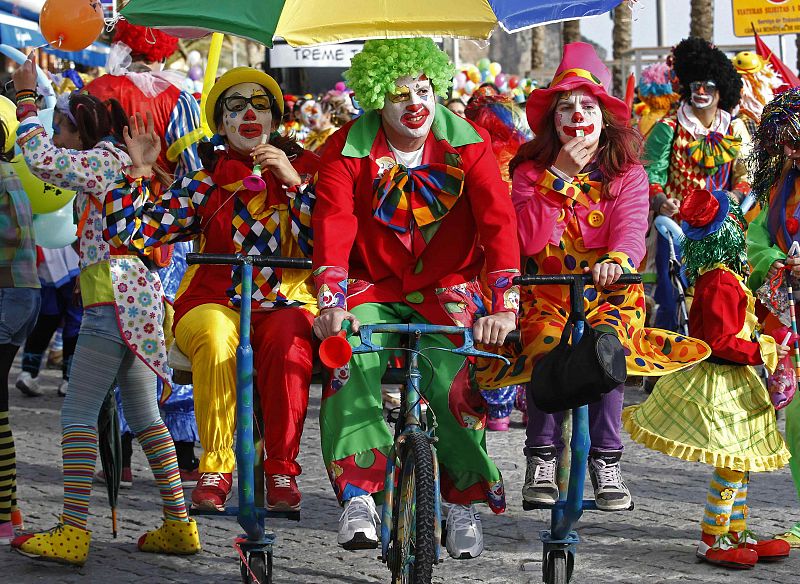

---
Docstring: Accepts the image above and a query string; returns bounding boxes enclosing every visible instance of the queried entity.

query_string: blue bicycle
[339,323,518,584]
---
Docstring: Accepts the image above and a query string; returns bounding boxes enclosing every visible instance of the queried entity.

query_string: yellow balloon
[0,95,18,154]
[489,62,502,76]
[11,154,76,214]
[468,69,482,83]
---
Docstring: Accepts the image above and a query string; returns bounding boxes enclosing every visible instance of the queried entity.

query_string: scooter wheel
[240,551,272,584]
[544,550,568,584]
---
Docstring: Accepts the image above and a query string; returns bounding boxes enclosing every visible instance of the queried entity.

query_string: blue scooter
[514,272,641,584]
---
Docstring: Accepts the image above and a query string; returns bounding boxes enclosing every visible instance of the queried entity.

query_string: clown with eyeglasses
[644,37,752,332]
[103,68,320,515]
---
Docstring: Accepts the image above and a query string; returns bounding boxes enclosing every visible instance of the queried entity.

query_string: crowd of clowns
[1,19,800,573]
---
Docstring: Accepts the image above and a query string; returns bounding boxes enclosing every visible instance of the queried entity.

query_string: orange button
[557,209,566,222]
[587,210,605,227]
[574,237,588,253]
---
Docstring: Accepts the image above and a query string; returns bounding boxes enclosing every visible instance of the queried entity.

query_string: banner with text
[270,43,363,68]
[733,0,800,37]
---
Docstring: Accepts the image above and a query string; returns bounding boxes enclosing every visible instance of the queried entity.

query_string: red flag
[753,29,800,92]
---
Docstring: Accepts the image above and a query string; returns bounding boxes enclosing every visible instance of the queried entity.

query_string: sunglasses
[222,94,273,113]
[689,80,717,93]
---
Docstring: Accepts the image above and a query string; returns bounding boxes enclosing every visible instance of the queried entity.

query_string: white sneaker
[57,379,68,397]
[337,494,379,550]
[16,372,42,397]
[445,504,483,559]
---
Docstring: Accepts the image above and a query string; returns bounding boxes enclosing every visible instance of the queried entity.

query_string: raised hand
[124,112,161,178]
[552,136,593,177]
[12,51,38,93]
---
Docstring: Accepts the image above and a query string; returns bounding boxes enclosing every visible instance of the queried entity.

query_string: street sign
[269,43,363,68]
[732,0,800,37]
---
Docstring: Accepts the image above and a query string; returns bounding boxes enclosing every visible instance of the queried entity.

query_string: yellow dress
[623,266,791,472]
[476,178,710,390]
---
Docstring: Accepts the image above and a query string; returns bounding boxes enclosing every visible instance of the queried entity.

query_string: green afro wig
[344,38,455,112]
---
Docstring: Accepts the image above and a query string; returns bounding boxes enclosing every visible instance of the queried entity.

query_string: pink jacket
[512,161,649,265]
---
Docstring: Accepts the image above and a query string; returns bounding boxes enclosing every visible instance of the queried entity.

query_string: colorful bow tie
[373,162,465,233]
[687,132,741,173]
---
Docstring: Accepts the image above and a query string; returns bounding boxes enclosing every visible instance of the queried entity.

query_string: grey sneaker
[588,451,632,511]
[57,379,68,397]
[16,372,42,397]
[522,446,559,505]
[337,495,379,550]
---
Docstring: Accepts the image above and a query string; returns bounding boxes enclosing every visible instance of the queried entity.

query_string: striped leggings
[58,306,187,529]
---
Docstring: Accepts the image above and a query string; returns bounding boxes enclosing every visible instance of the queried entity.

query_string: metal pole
[656,0,666,47]
[780,34,786,62]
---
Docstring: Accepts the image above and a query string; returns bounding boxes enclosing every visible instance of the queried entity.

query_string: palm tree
[612,4,633,96]
[562,20,581,45]
[531,25,545,72]
[690,0,714,41]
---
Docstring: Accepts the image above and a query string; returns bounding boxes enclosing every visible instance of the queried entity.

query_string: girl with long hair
[477,43,710,512]
[9,53,199,566]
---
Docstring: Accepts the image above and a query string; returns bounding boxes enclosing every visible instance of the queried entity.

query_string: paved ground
[4,360,800,583]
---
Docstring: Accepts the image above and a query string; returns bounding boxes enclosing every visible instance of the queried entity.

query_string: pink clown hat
[526,42,630,134]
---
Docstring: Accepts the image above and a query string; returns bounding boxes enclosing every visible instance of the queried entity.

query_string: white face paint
[218,82,274,154]
[690,86,719,110]
[379,74,436,141]
[299,100,319,128]
[554,89,603,146]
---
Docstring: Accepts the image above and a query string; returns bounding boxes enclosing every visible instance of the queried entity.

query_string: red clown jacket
[312,104,520,327]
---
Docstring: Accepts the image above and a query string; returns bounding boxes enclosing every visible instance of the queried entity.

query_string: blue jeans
[0,287,40,346]
[654,231,687,332]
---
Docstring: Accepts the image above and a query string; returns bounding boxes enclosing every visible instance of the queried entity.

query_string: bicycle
[181,253,312,584]
[513,272,641,584]
[321,322,518,583]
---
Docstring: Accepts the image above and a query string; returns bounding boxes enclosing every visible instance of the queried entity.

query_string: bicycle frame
[347,323,513,574]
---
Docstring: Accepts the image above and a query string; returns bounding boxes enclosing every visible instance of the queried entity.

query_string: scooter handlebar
[186,253,312,269]
[513,273,642,286]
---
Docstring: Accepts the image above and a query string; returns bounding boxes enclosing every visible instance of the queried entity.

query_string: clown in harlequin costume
[103,68,319,514]
[8,55,200,564]
[624,188,792,568]
[745,87,800,547]
[84,20,205,483]
[311,38,520,559]
[476,42,710,512]
[645,37,750,332]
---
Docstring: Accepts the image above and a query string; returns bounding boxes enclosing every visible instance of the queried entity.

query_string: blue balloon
[33,204,77,249]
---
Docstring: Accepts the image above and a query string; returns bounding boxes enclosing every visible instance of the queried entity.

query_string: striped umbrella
[120,0,624,47]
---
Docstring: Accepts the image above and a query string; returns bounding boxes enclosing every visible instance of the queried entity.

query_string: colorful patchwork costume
[625,188,791,568]
[104,68,319,512]
[312,39,520,514]
[644,38,750,331]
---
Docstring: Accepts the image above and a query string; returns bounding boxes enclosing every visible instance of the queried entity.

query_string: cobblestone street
[4,362,800,583]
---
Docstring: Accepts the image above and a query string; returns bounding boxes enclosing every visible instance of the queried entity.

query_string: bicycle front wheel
[391,431,437,584]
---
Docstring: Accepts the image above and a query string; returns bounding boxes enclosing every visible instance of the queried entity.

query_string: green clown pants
[320,302,506,513]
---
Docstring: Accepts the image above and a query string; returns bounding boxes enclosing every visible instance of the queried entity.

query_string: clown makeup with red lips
[219,82,276,154]
[554,88,603,148]
[379,73,436,151]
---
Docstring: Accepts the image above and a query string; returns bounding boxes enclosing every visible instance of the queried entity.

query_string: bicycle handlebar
[186,253,312,269]
[513,273,642,286]
[356,323,519,344]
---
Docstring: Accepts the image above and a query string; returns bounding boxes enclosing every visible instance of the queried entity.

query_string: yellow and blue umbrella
[120,0,623,47]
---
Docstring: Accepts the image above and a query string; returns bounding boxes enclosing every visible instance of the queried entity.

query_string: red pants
[175,304,315,475]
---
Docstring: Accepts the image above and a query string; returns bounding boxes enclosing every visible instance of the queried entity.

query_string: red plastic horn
[319,330,352,369]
